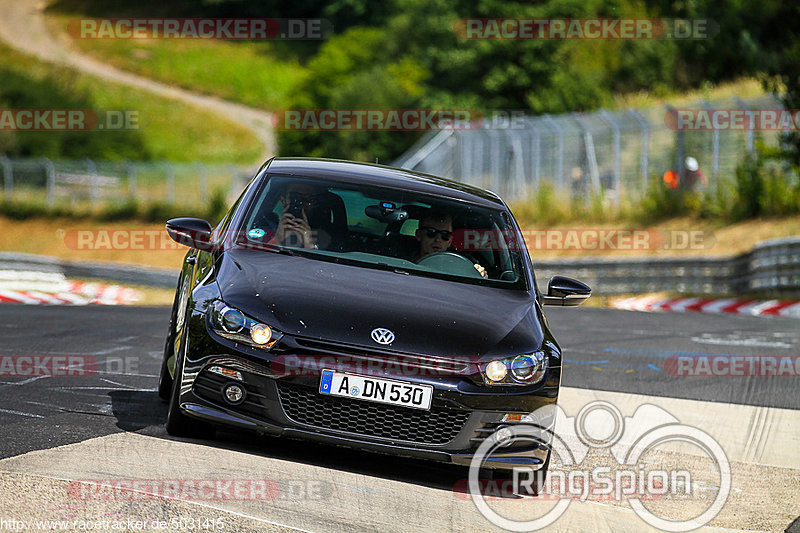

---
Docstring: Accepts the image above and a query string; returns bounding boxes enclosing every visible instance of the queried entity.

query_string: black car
[159,157,590,479]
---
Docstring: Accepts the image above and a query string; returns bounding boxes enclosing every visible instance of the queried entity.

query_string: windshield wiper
[369,262,412,275]
[238,241,297,256]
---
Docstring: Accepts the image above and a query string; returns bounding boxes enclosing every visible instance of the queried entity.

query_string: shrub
[205,187,228,224]
[98,199,139,221]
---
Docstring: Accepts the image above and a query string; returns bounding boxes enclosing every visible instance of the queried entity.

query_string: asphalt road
[1,305,798,461]
[1,305,798,532]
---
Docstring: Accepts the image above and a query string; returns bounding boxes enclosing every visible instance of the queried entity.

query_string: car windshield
[234,174,528,289]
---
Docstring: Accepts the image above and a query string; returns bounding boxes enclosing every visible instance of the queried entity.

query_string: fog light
[250,324,272,345]
[485,360,507,382]
[223,383,246,405]
[495,426,513,445]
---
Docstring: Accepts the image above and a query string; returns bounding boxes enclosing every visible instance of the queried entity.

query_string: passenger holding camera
[269,183,322,249]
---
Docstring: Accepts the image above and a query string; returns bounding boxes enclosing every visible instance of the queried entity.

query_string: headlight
[249,324,272,345]
[510,354,536,381]
[209,301,283,350]
[481,350,549,386]
[220,308,245,333]
[485,360,508,382]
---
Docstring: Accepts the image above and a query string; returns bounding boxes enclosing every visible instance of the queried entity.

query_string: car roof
[264,157,505,209]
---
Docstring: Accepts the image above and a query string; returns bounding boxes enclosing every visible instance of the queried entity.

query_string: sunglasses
[421,226,453,240]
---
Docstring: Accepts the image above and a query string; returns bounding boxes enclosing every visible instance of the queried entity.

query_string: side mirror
[166,218,214,251]
[542,276,591,306]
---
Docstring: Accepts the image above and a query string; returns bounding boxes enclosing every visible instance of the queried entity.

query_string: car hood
[216,250,543,358]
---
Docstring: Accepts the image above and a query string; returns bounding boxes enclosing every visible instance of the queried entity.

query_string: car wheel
[165,313,214,438]
[157,346,173,403]
[158,276,185,402]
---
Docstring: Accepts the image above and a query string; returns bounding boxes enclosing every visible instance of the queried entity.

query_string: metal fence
[0,158,257,207]
[394,95,785,203]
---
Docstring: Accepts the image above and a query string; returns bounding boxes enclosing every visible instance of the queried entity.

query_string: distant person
[684,157,708,191]
[663,157,708,191]
[570,166,586,198]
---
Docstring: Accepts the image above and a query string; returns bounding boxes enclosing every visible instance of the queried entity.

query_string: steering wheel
[415,251,484,278]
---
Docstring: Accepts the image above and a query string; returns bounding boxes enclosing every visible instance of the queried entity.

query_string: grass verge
[0,41,262,163]
[0,215,186,269]
[45,9,307,111]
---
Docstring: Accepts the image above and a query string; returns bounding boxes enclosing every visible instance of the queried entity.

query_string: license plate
[319,369,433,410]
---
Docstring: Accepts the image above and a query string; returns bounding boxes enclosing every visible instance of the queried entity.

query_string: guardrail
[0,253,178,289]
[1,237,798,297]
[533,237,800,297]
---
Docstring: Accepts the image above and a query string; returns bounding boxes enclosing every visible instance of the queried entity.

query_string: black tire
[157,343,173,402]
[157,276,184,402]
[165,314,214,438]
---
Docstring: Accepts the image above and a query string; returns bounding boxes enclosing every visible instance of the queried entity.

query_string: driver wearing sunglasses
[414,210,488,278]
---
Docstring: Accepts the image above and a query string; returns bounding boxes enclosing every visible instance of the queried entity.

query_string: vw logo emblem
[371,328,395,345]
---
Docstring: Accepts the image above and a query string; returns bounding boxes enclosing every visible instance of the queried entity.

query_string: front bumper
[176,312,560,471]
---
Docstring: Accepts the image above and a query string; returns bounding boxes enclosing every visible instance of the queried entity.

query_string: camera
[287,198,305,218]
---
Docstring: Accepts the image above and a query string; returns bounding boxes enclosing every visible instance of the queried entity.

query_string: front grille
[293,338,472,374]
[277,381,469,445]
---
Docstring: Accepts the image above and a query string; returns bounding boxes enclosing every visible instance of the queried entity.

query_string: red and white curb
[611,295,800,318]
[0,280,142,306]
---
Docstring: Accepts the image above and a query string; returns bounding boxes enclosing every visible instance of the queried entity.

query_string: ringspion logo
[467,401,730,531]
